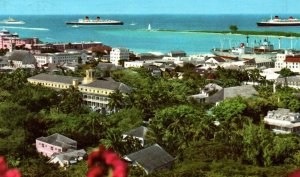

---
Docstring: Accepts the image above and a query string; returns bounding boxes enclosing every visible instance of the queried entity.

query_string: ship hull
[211,50,277,60]
[66,22,123,25]
[257,22,300,26]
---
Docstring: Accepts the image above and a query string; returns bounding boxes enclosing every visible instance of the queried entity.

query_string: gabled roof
[8,50,36,64]
[208,85,257,103]
[28,73,82,84]
[36,133,77,149]
[206,57,225,63]
[277,76,300,83]
[51,149,87,162]
[125,144,174,174]
[122,126,148,139]
[81,77,131,93]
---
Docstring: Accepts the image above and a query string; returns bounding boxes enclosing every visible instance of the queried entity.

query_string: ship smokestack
[246,35,249,46]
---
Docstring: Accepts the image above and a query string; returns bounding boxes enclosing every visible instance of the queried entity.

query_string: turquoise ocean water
[1,14,300,54]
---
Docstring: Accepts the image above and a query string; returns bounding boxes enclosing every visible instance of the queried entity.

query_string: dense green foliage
[229,25,238,32]
[1,67,300,176]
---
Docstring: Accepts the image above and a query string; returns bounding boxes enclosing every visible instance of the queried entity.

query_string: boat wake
[45,37,55,40]
[0,26,49,31]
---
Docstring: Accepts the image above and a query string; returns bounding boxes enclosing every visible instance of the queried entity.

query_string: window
[42,144,44,147]
[51,146,53,150]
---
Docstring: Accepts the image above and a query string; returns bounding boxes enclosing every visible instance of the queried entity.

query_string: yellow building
[28,69,131,113]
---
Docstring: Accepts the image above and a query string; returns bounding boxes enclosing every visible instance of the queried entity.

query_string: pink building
[36,133,77,157]
[0,29,38,50]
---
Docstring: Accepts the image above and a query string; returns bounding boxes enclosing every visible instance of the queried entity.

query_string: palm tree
[108,89,124,112]
[248,69,261,84]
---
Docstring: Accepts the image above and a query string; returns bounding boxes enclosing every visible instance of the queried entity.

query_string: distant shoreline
[156,29,300,37]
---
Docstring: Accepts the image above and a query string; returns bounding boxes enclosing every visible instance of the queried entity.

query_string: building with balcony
[34,51,88,67]
[27,69,131,113]
[110,47,129,66]
[0,29,38,50]
[264,108,300,134]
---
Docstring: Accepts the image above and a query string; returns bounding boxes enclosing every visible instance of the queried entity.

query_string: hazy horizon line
[0,13,300,16]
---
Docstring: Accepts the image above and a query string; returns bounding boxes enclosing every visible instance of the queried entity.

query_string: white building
[261,68,280,81]
[264,108,300,134]
[274,50,300,72]
[124,60,145,68]
[34,51,88,67]
[110,47,129,66]
[283,57,300,73]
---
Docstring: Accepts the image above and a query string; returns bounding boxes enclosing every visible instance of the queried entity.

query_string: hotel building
[0,29,38,50]
[27,69,131,113]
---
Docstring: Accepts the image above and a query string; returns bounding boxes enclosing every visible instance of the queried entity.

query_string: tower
[82,69,96,84]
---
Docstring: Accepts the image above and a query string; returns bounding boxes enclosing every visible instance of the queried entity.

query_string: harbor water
[1,14,300,54]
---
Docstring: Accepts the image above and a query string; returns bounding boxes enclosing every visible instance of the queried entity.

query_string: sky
[0,0,299,15]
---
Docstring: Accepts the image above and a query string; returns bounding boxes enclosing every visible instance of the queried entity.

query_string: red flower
[112,160,127,177]
[289,169,300,177]
[87,145,128,177]
[0,157,22,177]
[88,151,102,167]
[102,151,119,165]
[87,166,105,177]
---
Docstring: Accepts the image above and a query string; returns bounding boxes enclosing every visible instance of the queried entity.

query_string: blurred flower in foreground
[0,157,22,177]
[289,169,300,177]
[87,145,128,177]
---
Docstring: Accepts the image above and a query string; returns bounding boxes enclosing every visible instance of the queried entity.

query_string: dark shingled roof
[28,73,82,84]
[277,76,300,83]
[52,149,87,162]
[8,50,36,64]
[125,144,175,173]
[37,133,77,149]
[28,73,131,92]
[207,85,258,103]
[123,126,148,139]
[169,50,186,54]
[83,77,131,93]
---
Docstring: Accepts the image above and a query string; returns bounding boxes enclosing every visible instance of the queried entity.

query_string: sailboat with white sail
[148,24,151,31]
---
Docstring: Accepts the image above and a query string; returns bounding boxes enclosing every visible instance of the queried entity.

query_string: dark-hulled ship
[66,16,123,25]
[257,16,300,27]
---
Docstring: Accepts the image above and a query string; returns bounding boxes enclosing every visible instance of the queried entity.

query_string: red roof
[284,57,300,63]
